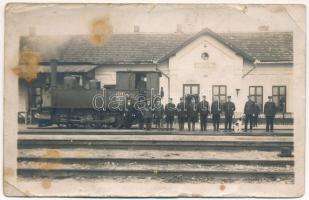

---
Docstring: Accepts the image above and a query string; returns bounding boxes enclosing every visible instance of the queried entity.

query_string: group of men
[129,94,277,132]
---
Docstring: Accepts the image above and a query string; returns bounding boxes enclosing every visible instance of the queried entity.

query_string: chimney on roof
[258,25,269,32]
[176,24,183,33]
[29,26,36,36]
[134,25,140,33]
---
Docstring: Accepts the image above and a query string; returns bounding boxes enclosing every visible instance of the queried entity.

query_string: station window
[135,73,147,91]
[183,84,200,96]
[272,86,287,113]
[249,86,263,112]
[212,85,227,106]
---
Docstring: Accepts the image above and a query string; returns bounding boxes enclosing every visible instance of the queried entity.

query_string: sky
[5,3,305,36]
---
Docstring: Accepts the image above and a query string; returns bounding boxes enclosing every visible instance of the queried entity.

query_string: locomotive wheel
[112,115,125,129]
[88,123,102,129]
[57,123,67,128]
[123,121,132,129]
[38,122,47,127]
[112,122,123,129]
[68,123,78,129]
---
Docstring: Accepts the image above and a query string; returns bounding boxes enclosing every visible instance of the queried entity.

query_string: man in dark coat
[154,99,164,130]
[223,96,235,132]
[124,98,135,128]
[165,98,176,130]
[198,95,210,131]
[244,96,255,132]
[187,98,198,131]
[144,102,153,131]
[177,97,186,131]
[253,103,260,127]
[136,96,146,129]
[264,96,277,132]
[211,98,221,131]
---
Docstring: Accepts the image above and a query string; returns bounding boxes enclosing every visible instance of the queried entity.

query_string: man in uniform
[165,98,176,131]
[244,96,255,132]
[136,96,146,129]
[211,97,221,132]
[177,97,186,131]
[154,98,164,130]
[144,101,153,131]
[253,103,260,127]
[187,97,198,131]
[264,96,277,132]
[137,108,145,129]
[223,96,235,132]
[124,98,135,128]
[198,95,210,131]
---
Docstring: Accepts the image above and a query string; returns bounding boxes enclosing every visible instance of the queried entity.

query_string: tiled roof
[220,32,293,62]
[19,30,293,65]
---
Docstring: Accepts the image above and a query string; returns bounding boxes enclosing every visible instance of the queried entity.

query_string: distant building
[19,27,293,118]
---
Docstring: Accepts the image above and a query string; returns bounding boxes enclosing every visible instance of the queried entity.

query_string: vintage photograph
[3,3,305,197]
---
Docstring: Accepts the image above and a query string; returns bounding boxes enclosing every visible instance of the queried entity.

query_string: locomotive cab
[116,71,161,97]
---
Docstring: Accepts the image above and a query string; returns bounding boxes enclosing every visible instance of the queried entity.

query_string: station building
[18,27,293,120]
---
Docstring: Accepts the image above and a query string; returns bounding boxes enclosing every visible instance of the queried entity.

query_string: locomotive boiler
[37,60,162,128]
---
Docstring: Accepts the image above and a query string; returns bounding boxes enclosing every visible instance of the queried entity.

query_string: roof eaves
[97,61,156,65]
[257,60,293,64]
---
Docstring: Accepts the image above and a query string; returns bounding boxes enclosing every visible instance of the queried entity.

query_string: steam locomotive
[37,61,162,128]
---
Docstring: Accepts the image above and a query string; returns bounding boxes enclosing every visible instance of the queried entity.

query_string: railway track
[17,129,294,183]
[17,157,294,166]
[18,139,293,151]
[19,129,294,137]
[17,168,293,183]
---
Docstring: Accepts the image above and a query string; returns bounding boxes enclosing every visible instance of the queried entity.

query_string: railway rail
[18,129,294,137]
[18,139,293,151]
[17,157,294,166]
[17,168,294,183]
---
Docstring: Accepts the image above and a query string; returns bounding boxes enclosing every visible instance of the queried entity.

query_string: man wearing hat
[153,98,164,130]
[187,97,198,131]
[211,96,221,131]
[144,101,153,131]
[198,95,210,131]
[177,97,186,131]
[165,97,176,130]
[223,96,235,132]
[244,95,255,132]
[264,96,277,132]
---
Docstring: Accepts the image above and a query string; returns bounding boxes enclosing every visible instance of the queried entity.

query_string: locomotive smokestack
[50,59,58,89]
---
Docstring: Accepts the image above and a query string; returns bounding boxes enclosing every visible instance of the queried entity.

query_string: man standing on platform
[177,97,186,131]
[211,97,221,132]
[264,96,277,132]
[187,97,198,131]
[244,96,255,132]
[223,96,235,132]
[253,102,260,127]
[154,99,164,130]
[144,101,153,131]
[165,98,176,131]
[199,95,210,131]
